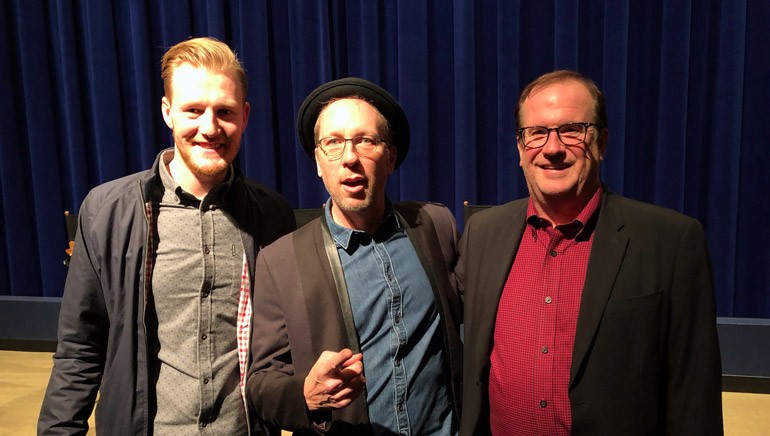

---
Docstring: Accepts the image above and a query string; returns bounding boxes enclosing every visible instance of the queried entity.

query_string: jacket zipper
[138,179,153,436]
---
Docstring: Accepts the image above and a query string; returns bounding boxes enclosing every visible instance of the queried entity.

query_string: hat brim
[296,77,410,168]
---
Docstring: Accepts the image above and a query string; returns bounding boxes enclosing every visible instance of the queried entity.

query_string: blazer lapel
[293,220,351,355]
[394,204,440,296]
[481,202,527,318]
[467,200,528,357]
[293,219,373,426]
[570,193,629,385]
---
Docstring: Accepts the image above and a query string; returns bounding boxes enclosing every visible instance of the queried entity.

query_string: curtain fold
[2,0,768,318]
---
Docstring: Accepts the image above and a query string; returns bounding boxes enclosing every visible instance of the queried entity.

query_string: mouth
[195,142,224,150]
[536,163,572,178]
[539,163,569,171]
[341,176,366,193]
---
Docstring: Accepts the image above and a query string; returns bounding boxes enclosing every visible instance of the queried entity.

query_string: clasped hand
[304,348,365,411]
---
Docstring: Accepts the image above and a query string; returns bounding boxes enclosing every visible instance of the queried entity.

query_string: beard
[323,175,385,216]
[174,133,237,179]
[332,193,374,213]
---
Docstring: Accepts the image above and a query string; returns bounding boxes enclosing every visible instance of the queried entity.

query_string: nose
[199,110,220,137]
[541,130,566,155]
[339,141,360,165]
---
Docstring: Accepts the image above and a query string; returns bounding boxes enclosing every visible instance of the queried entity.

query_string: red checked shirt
[489,187,602,435]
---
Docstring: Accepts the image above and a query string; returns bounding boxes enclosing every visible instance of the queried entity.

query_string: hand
[304,348,365,411]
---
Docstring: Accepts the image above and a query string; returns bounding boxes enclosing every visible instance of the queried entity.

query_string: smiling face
[161,63,250,196]
[517,79,607,222]
[314,98,397,231]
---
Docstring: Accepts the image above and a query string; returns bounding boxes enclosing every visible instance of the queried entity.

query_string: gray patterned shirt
[148,151,247,435]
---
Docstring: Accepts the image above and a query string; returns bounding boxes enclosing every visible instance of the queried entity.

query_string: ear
[597,127,608,160]
[242,102,251,128]
[161,96,173,129]
[387,146,397,174]
[315,148,323,178]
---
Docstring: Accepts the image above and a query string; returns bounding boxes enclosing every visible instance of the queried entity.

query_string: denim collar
[323,197,401,251]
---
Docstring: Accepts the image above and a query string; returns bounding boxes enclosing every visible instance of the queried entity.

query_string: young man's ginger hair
[160,36,248,101]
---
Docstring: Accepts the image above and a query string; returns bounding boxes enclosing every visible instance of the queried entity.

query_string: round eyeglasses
[316,135,385,160]
[516,122,599,148]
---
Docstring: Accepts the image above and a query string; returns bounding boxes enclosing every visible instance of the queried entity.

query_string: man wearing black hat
[246,77,462,435]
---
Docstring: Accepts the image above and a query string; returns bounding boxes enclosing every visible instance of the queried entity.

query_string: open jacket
[38,149,295,435]
[458,189,723,435]
[247,201,463,435]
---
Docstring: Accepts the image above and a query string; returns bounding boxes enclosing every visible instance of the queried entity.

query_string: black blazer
[458,190,722,435]
[247,202,463,435]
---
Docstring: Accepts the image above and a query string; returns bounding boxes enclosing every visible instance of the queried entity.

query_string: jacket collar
[142,148,243,205]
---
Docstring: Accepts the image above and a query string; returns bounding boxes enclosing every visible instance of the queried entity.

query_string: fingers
[340,351,363,368]
[318,349,358,376]
[304,349,366,411]
[337,360,363,382]
[330,372,365,401]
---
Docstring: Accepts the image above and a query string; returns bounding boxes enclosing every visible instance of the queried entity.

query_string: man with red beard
[458,70,723,435]
[38,37,295,435]
[247,78,462,435]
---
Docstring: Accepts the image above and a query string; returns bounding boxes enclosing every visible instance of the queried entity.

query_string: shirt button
[549,250,557,257]
[201,291,209,298]
[200,421,207,428]
[201,334,207,340]
[203,378,209,384]
[545,296,553,304]
[541,346,548,354]
[204,246,210,254]
[394,315,401,324]
[397,403,404,412]
[540,400,548,408]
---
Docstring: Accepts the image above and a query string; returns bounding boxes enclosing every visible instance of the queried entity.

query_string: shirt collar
[526,185,603,240]
[158,149,233,207]
[324,197,400,251]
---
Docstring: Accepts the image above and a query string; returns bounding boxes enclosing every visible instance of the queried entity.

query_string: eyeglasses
[516,122,599,148]
[316,135,385,160]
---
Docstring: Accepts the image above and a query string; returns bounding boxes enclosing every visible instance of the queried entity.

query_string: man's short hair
[515,70,608,130]
[160,36,247,100]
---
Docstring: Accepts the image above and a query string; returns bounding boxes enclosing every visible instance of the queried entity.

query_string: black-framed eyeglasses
[316,135,385,160]
[516,122,599,148]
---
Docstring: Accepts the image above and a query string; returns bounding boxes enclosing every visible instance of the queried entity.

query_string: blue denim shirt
[325,199,454,435]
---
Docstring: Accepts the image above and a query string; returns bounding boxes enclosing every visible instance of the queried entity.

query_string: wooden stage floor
[2,350,768,435]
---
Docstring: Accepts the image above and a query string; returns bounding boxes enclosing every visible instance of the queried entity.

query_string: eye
[356,136,376,145]
[323,138,345,147]
[526,127,548,139]
[559,123,584,138]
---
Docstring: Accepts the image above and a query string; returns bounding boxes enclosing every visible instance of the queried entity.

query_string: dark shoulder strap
[320,217,361,354]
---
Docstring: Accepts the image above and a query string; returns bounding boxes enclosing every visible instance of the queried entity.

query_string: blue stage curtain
[1,0,768,318]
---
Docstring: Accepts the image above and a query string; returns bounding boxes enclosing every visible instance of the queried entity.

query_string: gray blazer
[247,201,463,435]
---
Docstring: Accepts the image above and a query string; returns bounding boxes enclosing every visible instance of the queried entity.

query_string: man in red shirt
[458,70,723,435]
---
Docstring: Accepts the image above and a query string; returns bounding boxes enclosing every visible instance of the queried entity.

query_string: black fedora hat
[296,77,410,168]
